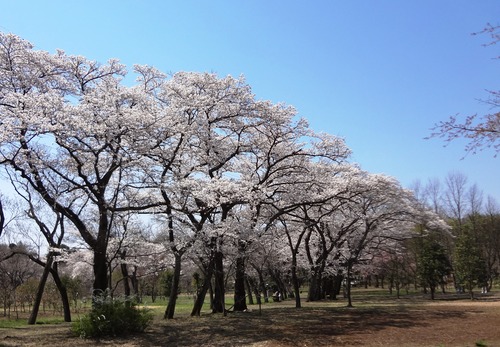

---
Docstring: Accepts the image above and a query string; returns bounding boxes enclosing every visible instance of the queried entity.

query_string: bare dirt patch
[1,292,500,346]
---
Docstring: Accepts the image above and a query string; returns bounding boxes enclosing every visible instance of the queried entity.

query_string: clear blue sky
[1,0,499,201]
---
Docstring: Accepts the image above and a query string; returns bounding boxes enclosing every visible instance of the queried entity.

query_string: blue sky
[1,0,499,201]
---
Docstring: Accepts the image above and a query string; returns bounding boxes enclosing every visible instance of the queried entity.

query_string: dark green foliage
[72,297,153,338]
[416,237,452,299]
[160,270,175,297]
[454,228,488,298]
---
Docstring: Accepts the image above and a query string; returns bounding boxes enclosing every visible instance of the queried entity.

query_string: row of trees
[2,171,498,319]
[0,32,497,329]
[412,174,500,298]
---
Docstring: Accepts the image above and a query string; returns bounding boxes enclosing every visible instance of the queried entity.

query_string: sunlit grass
[0,316,66,328]
[140,294,239,318]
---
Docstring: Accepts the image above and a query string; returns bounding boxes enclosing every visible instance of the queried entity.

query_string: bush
[72,296,153,338]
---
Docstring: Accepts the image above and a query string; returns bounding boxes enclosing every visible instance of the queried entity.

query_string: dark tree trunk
[93,207,110,297]
[332,275,343,300]
[93,247,108,297]
[233,243,247,312]
[51,262,71,322]
[291,264,302,308]
[191,259,214,316]
[323,276,336,300]
[308,268,321,301]
[28,256,53,324]
[212,249,225,314]
[164,253,182,319]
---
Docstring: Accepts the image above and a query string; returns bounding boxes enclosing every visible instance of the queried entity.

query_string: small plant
[72,295,153,338]
[476,340,488,347]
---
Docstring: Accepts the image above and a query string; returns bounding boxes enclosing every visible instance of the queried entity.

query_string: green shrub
[72,296,153,338]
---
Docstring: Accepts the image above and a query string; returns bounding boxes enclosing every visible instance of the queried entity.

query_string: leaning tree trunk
[28,256,53,324]
[51,262,71,322]
[164,253,182,319]
[191,258,214,316]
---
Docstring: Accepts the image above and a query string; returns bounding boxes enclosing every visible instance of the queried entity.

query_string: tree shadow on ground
[136,305,467,347]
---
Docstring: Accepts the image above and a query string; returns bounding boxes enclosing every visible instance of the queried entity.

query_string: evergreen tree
[416,237,451,299]
[453,228,488,299]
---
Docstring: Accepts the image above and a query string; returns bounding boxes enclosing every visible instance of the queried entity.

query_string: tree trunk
[245,277,254,305]
[28,256,53,324]
[212,249,225,314]
[291,262,302,308]
[191,259,214,316]
[120,252,131,298]
[49,262,71,322]
[233,244,247,312]
[323,276,334,300]
[332,275,343,300]
[164,253,182,319]
[346,264,353,307]
[308,268,321,301]
[93,247,108,297]
[253,266,269,303]
[131,266,139,300]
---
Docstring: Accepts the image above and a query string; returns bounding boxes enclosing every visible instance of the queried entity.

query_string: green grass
[0,294,239,327]
[0,319,27,329]
[140,294,239,317]
[0,316,67,328]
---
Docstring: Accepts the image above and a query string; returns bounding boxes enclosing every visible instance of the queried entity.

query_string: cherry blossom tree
[430,24,499,156]
[234,112,351,308]
[335,174,425,306]
[0,33,163,296]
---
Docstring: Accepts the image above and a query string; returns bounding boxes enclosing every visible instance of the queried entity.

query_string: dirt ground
[1,292,500,347]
